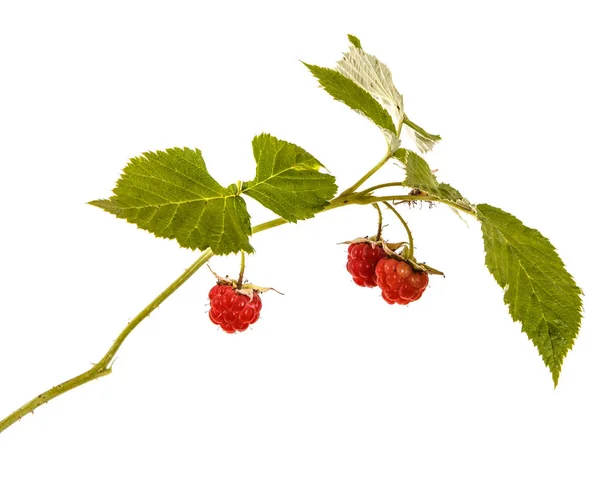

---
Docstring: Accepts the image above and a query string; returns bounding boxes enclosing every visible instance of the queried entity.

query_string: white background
[1,1,599,494]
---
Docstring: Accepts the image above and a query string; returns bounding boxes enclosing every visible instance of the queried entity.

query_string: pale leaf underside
[336,44,404,123]
[336,38,440,152]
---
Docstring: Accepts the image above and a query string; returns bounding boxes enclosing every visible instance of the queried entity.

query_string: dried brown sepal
[207,266,284,297]
[338,237,407,251]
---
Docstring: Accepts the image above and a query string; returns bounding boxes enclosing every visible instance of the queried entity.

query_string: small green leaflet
[393,148,474,212]
[402,117,442,155]
[90,148,253,255]
[477,204,583,386]
[242,134,337,222]
[302,62,397,136]
[347,34,362,49]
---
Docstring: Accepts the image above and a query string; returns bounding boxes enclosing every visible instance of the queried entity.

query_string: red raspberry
[346,242,386,287]
[208,284,262,333]
[375,258,429,305]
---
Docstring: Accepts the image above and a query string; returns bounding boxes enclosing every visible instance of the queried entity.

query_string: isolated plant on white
[0,35,583,435]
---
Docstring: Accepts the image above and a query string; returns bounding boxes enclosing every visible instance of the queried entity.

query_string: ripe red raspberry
[375,258,429,305]
[208,284,262,333]
[346,242,386,287]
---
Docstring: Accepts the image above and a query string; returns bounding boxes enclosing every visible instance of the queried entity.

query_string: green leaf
[393,149,473,211]
[336,42,440,153]
[477,204,583,386]
[403,116,442,154]
[241,134,337,222]
[302,62,397,135]
[89,147,253,255]
[347,34,362,49]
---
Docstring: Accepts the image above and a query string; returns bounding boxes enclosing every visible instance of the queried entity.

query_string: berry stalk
[373,203,383,240]
[383,201,414,259]
[237,251,246,289]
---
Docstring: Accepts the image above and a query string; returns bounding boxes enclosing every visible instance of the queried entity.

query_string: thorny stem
[0,247,214,434]
[0,153,475,435]
[373,203,383,240]
[355,194,477,217]
[383,201,414,259]
[237,251,246,289]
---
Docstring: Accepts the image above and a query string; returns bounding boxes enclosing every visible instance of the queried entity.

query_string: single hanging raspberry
[346,241,386,287]
[208,284,262,333]
[375,257,429,305]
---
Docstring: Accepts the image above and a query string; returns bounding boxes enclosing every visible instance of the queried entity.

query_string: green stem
[252,218,287,234]
[355,194,477,217]
[237,251,246,289]
[383,201,414,259]
[360,182,406,195]
[0,247,214,434]
[339,151,393,197]
[373,203,383,240]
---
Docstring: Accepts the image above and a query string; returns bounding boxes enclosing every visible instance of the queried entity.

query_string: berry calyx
[208,283,262,333]
[375,257,429,305]
[346,241,386,287]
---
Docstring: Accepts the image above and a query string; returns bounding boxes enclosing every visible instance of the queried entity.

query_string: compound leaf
[90,147,253,255]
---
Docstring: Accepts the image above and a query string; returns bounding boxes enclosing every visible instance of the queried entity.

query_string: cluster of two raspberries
[208,241,429,334]
[346,241,429,304]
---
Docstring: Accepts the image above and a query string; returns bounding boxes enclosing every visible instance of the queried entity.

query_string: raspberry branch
[0,34,582,434]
